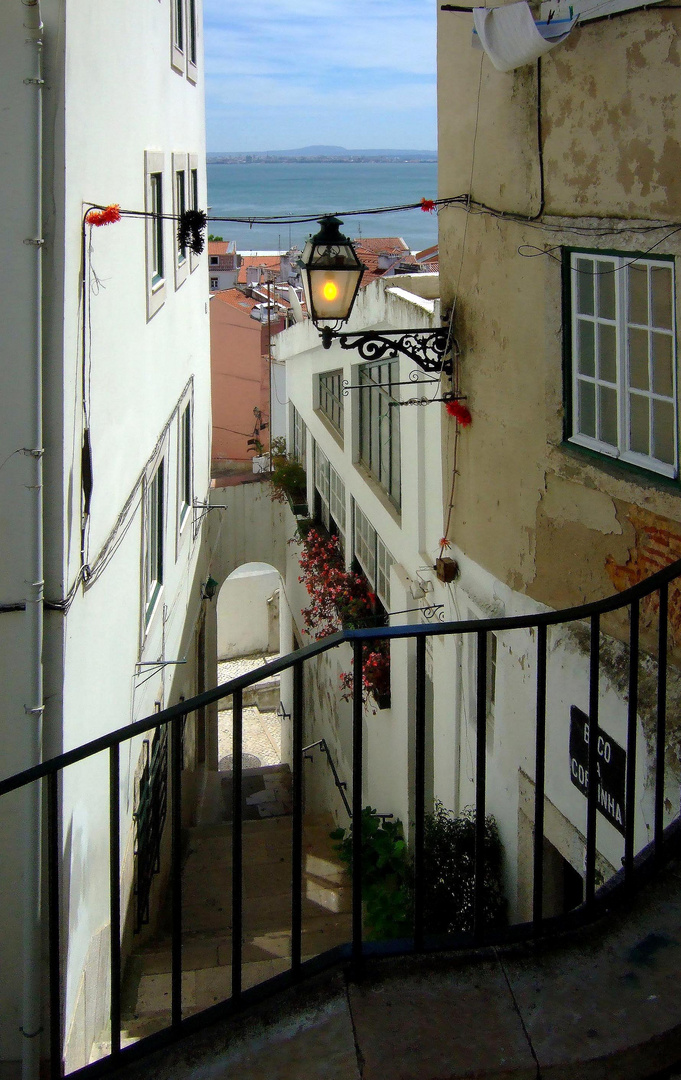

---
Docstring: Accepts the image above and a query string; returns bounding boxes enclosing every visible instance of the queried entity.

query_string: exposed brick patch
[606,508,681,646]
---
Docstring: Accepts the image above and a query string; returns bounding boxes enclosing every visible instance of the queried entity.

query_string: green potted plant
[267,438,308,515]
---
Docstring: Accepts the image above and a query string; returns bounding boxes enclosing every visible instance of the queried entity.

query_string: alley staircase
[92,770,351,1056]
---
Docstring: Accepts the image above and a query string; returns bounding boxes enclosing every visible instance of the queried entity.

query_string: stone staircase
[91,796,351,1059]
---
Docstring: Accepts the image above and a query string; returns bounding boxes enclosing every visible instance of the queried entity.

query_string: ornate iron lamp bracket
[320,325,452,377]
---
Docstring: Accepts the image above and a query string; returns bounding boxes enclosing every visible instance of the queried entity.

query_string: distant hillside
[208,146,437,164]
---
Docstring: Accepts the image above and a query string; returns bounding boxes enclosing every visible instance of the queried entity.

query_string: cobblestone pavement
[217,654,281,771]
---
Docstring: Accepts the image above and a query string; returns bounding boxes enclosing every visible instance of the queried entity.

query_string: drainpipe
[21,3,45,1079]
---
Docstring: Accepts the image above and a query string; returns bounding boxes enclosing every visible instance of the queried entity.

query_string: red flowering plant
[297,528,390,708]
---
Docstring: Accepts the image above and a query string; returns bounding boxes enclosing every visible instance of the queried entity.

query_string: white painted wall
[0,0,212,1070]
[217,563,281,659]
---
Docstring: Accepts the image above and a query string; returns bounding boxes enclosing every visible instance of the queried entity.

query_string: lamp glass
[300,217,364,325]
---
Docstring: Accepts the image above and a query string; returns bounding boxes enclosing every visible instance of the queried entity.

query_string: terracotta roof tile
[208,241,235,255]
[212,288,258,313]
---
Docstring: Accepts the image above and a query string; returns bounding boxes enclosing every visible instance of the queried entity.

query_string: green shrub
[423,803,506,935]
[330,802,506,941]
[331,808,412,940]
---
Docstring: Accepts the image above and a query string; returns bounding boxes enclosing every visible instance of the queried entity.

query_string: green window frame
[318,370,344,436]
[359,358,401,506]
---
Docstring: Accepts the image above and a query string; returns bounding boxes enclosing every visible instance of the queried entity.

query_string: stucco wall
[210,295,269,464]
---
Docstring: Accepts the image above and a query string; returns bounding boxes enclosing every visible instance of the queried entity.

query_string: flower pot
[372,690,391,711]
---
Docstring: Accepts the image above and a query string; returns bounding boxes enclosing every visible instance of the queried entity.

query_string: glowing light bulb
[322,280,339,301]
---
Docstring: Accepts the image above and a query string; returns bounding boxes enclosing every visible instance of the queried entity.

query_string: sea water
[206,160,438,253]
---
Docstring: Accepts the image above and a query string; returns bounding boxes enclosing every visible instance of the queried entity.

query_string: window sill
[550,439,681,500]
[353,461,401,525]
[315,409,344,450]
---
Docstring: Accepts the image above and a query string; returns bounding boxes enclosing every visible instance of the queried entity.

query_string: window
[567,250,677,478]
[291,405,307,466]
[354,502,393,610]
[314,442,346,546]
[145,152,165,319]
[359,358,401,506]
[318,369,344,437]
[189,155,200,272]
[186,0,198,82]
[145,460,165,627]
[171,0,184,72]
[210,277,218,289]
[178,403,192,532]
[210,256,219,266]
[173,154,189,289]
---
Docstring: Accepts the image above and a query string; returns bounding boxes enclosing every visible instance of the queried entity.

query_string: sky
[203,0,437,153]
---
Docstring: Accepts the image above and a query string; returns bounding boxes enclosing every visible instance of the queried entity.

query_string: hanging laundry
[472,1,576,71]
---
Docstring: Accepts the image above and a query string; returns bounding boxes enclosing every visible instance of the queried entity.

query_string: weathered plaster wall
[542,12,681,219]
[437,3,681,610]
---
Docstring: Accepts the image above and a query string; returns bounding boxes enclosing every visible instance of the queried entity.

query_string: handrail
[3,555,681,1079]
[303,738,352,818]
[4,554,681,797]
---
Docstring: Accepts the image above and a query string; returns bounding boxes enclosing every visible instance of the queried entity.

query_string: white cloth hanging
[472,2,577,71]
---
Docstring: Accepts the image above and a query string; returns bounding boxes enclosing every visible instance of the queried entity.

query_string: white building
[0,1,212,1074]
[275,274,454,830]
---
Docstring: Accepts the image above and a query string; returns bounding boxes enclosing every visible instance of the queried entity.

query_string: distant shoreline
[208,154,437,165]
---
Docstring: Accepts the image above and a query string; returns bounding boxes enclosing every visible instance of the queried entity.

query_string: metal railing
[303,738,352,817]
[2,557,681,1077]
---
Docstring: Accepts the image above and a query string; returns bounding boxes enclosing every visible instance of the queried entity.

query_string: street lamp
[300,216,365,328]
[299,216,451,376]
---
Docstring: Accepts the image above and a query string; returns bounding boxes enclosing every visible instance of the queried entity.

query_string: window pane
[629,393,650,455]
[628,264,648,325]
[653,400,675,465]
[599,386,617,446]
[598,323,617,383]
[597,269,616,320]
[576,260,594,315]
[651,266,673,330]
[578,381,596,438]
[628,328,649,391]
[577,320,595,377]
[652,333,674,397]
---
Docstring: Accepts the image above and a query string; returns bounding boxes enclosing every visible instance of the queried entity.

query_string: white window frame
[291,404,307,467]
[172,153,189,290]
[186,0,199,83]
[171,0,185,73]
[145,151,166,320]
[568,250,678,479]
[314,442,346,547]
[353,501,393,610]
[177,399,193,540]
[144,457,165,630]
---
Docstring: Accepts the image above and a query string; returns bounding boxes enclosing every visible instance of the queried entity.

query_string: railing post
[585,614,600,905]
[47,773,63,1079]
[109,746,121,1056]
[231,688,243,1002]
[291,661,304,972]
[624,599,639,880]
[170,717,183,1028]
[655,584,668,859]
[352,639,364,974]
[474,630,487,944]
[532,624,547,930]
[414,635,426,951]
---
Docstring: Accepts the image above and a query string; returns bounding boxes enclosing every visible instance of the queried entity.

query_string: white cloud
[203,0,436,150]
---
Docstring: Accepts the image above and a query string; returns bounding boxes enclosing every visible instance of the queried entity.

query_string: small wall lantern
[200,576,218,601]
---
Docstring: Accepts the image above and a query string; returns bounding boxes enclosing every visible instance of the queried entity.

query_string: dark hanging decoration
[177,209,208,255]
